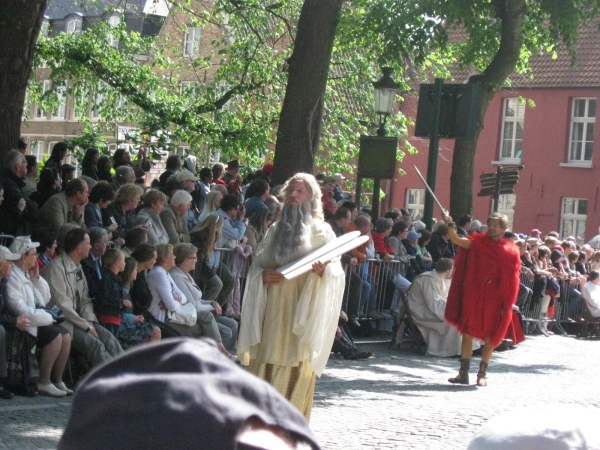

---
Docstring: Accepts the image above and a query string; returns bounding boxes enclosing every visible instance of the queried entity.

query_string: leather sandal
[448,358,470,385]
[476,361,488,387]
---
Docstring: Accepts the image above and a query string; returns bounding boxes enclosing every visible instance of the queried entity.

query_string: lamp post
[357,67,399,220]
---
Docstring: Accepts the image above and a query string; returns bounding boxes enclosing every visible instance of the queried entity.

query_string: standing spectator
[0,150,38,236]
[17,137,28,155]
[183,155,197,174]
[197,167,212,213]
[457,215,472,237]
[160,190,192,245]
[0,246,28,400]
[332,173,351,202]
[211,162,225,187]
[176,170,200,229]
[81,148,100,180]
[37,178,88,232]
[244,207,274,250]
[41,228,123,368]
[190,215,227,304]
[96,156,113,183]
[31,228,58,270]
[43,142,67,172]
[102,183,143,241]
[197,190,221,223]
[6,237,72,397]
[159,155,182,188]
[223,160,242,195]
[243,178,270,218]
[111,166,136,192]
[22,155,38,197]
[134,189,169,244]
[61,164,76,191]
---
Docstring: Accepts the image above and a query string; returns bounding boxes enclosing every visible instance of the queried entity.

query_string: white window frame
[405,188,425,220]
[30,141,45,162]
[91,92,105,121]
[66,18,82,34]
[107,15,121,47]
[35,80,51,119]
[568,98,596,165]
[499,98,524,163]
[561,197,587,241]
[183,27,201,57]
[51,82,67,119]
[497,193,516,231]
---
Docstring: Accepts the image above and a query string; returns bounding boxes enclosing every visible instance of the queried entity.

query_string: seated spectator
[582,270,600,317]
[320,176,337,219]
[129,244,179,339]
[426,223,456,262]
[37,178,88,232]
[22,155,38,197]
[0,246,31,399]
[84,181,118,234]
[159,155,182,188]
[81,227,109,297]
[403,230,427,280]
[121,228,148,257]
[103,183,144,241]
[175,170,201,229]
[30,167,61,208]
[170,243,238,357]
[96,156,112,183]
[61,164,76,191]
[190,215,227,303]
[591,251,600,272]
[197,190,221,223]
[243,178,270,218]
[416,229,433,268]
[388,221,410,272]
[146,243,203,338]
[135,189,169,244]
[0,150,38,236]
[81,148,99,180]
[40,228,123,368]
[160,190,193,245]
[384,208,402,223]
[111,165,136,192]
[6,237,72,397]
[576,251,588,276]
[92,249,159,349]
[371,217,394,261]
[31,228,58,270]
[407,258,480,357]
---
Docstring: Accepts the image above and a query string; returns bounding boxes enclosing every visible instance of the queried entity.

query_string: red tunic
[445,232,521,347]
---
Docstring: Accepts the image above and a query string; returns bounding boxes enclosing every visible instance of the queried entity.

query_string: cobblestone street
[0,333,596,449]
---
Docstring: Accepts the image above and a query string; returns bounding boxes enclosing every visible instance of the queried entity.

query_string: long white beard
[264,200,313,268]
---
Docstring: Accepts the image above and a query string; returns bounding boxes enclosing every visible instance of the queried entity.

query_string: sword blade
[413,165,448,218]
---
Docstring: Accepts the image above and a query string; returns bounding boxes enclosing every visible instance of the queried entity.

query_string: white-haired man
[160,190,192,245]
[238,173,346,420]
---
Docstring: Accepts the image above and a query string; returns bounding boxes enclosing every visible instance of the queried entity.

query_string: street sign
[477,165,524,211]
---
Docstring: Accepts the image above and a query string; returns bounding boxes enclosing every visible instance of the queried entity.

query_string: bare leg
[51,333,71,383]
[39,335,62,385]
[147,326,161,343]
[460,334,474,359]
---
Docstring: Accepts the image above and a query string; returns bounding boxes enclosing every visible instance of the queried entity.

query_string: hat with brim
[527,237,543,247]
[407,231,421,242]
[8,237,40,257]
[175,170,199,183]
[0,245,23,262]
[333,173,346,180]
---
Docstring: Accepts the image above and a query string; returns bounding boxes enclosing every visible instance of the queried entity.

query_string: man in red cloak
[444,212,521,386]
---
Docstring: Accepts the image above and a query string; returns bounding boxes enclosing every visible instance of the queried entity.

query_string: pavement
[0,331,598,449]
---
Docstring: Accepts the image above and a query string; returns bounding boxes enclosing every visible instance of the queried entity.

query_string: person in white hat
[0,245,26,399]
[6,237,72,397]
[332,173,351,202]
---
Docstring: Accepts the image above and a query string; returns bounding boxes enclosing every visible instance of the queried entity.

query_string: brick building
[392,25,600,241]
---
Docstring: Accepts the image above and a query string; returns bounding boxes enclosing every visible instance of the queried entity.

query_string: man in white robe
[238,173,345,420]
[582,270,600,317]
[407,258,479,357]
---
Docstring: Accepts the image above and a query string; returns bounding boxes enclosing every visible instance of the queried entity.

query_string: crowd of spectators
[1,138,598,401]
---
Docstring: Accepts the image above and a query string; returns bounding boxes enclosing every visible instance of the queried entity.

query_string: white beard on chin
[263,200,313,268]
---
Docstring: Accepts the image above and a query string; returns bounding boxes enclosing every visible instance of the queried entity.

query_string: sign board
[357,135,398,179]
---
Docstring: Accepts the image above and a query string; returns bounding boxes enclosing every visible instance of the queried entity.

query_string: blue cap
[407,230,421,242]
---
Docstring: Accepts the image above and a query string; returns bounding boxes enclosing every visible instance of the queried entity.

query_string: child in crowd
[93,249,160,349]
[225,237,253,318]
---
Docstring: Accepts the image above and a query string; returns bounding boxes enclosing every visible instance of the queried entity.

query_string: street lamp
[373,67,400,137]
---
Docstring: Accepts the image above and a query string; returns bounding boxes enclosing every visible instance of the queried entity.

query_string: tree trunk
[449,0,526,218]
[0,1,47,163]
[272,0,344,186]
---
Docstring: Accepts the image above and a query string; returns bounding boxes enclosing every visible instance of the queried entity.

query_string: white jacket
[6,265,53,337]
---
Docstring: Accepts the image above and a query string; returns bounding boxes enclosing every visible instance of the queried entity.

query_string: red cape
[445,232,521,347]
